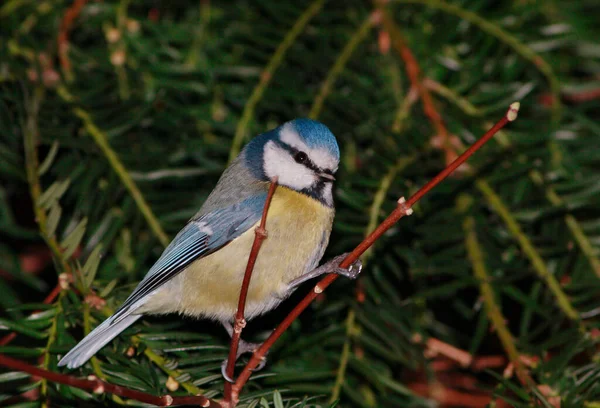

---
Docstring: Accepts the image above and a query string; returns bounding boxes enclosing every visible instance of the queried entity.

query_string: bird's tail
[58,313,141,369]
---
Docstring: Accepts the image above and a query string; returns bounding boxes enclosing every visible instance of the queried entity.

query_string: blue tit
[58,118,362,371]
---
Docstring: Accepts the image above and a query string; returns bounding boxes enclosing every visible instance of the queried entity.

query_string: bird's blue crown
[290,118,340,161]
[244,119,339,168]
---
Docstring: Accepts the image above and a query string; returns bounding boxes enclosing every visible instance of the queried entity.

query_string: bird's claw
[335,259,362,280]
[250,356,267,372]
[221,359,235,383]
[220,340,269,383]
[328,253,362,280]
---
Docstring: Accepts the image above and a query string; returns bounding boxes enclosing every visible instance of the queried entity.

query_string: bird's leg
[287,253,363,291]
[219,254,362,382]
[220,321,268,383]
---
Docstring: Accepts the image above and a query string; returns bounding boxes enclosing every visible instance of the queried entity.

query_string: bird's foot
[324,253,363,280]
[220,339,268,383]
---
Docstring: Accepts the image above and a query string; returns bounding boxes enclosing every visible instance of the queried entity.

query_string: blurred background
[1,0,599,406]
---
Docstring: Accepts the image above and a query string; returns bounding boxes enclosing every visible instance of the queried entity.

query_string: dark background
[1,0,599,406]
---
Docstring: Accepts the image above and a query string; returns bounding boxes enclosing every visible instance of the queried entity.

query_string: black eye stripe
[275,141,322,172]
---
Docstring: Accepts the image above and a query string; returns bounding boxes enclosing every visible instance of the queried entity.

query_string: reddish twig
[223,179,278,405]
[0,354,219,407]
[230,104,520,404]
[540,88,600,107]
[379,11,457,166]
[0,282,63,347]
[58,0,88,78]
[408,381,495,408]
[563,87,600,103]
[413,335,473,368]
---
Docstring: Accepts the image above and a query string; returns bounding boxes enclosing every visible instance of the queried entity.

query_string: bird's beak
[318,172,336,182]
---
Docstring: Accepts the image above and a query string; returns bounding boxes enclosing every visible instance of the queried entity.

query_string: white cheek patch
[263,141,315,190]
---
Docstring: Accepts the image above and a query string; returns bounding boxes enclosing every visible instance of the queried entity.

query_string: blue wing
[112,193,267,322]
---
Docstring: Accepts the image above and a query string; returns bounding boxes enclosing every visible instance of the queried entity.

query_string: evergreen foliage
[1,0,599,406]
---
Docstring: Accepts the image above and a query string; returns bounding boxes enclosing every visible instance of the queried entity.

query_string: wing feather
[110,194,267,323]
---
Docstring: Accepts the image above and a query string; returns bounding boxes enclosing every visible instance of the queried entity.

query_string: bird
[58,118,362,376]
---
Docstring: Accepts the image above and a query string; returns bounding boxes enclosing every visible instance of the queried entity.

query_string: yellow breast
[144,187,334,321]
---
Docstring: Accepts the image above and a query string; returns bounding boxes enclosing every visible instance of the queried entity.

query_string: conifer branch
[381,8,581,328]
[475,179,582,324]
[424,72,600,283]
[230,104,520,404]
[23,90,71,273]
[459,194,534,386]
[73,108,170,247]
[134,336,207,396]
[6,91,210,405]
[390,0,562,123]
[0,282,62,346]
[529,170,600,279]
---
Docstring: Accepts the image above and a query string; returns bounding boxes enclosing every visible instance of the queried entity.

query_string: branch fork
[228,103,520,405]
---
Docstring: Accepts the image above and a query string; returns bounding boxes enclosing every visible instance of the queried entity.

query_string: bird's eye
[294,151,308,164]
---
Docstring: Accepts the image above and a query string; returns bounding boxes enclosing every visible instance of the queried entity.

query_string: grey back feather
[195,151,269,217]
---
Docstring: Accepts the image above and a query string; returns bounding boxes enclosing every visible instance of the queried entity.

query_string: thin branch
[380,10,455,164]
[223,180,278,405]
[562,87,600,103]
[228,0,325,161]
[0,354,220,408]
[414,336,473,367]
[230,103,520,404]
[73,108,170,247]
[57,0,87,82]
